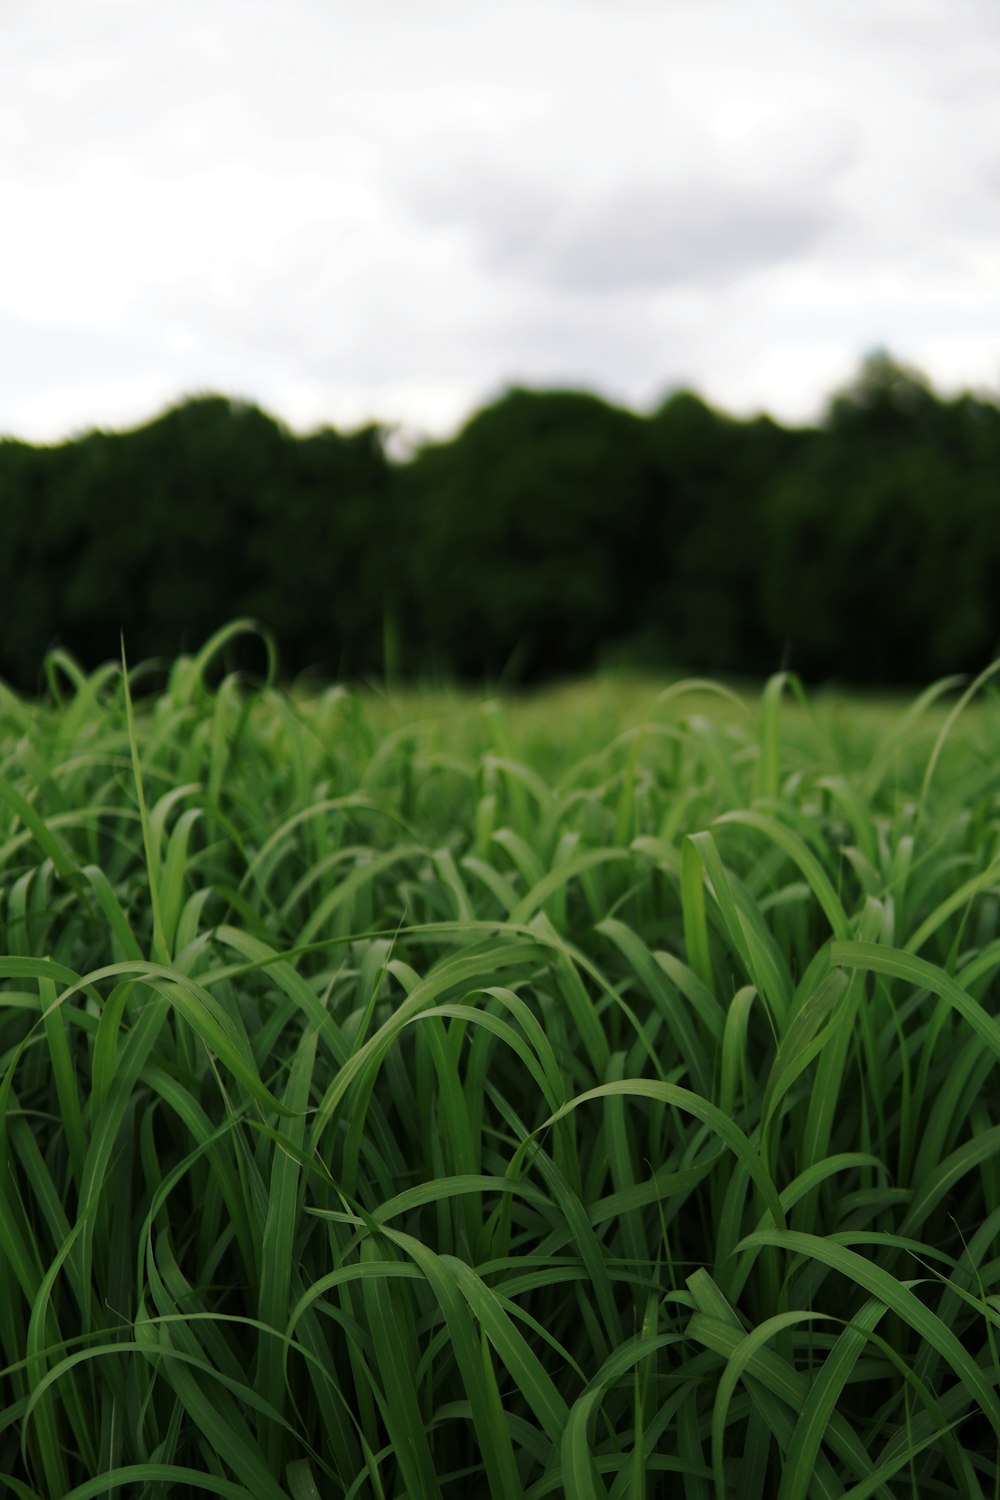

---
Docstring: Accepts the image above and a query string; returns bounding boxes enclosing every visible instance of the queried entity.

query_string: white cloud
[0,0,998,440]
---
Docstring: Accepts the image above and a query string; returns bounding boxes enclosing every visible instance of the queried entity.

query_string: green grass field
[3,624,1000,1498]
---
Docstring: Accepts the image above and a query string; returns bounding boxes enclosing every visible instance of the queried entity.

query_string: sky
[2,0,999,443]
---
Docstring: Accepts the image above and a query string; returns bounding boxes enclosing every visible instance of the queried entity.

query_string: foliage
[395,388,658,678]
[1,354,999,689]
[2,628,1000,1495]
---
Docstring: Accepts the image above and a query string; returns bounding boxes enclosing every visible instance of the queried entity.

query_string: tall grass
[2,625,1000,1497]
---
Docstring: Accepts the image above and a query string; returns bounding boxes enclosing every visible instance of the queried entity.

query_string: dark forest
[3,351,997,690]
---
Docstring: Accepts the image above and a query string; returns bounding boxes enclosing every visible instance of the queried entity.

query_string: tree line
[2,351,998,691]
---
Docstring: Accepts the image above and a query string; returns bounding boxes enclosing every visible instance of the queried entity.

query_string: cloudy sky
[2,0,999,442]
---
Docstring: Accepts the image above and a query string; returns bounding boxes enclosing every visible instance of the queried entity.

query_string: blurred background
[2,0,998,690]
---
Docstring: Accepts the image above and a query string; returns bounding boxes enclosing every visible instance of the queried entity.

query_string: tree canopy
[1,355,997,689]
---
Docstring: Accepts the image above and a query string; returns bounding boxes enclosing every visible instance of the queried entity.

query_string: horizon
[3,349,997,454]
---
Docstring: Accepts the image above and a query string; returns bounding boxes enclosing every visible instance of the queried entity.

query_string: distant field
[2,629,1000,1498]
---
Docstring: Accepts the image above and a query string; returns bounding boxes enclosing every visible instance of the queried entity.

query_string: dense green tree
[243,422,394,678]
[0,355,998,691]
[397,388,660,678]
[759,355,1000,683]
[644,394,806,675]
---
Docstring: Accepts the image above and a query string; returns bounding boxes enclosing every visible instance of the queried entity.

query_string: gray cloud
[536,185,833,294]
[397,155,841,296]
[0,0,997,440]
[404,162,557,272]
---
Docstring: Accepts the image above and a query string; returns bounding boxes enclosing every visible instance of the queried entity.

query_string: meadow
[2,622,1000,1498]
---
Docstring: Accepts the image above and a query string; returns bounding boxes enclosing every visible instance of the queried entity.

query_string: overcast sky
[2,0,999,442]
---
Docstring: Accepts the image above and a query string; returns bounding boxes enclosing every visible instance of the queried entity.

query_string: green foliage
[396,388,658,678]
[0,398,391,687]
[2,632,1000,1494]
[761,355,1000,683]
[1,353,999,690]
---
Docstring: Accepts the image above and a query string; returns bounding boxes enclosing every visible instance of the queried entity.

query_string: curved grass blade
[739,1229,1000,1442]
